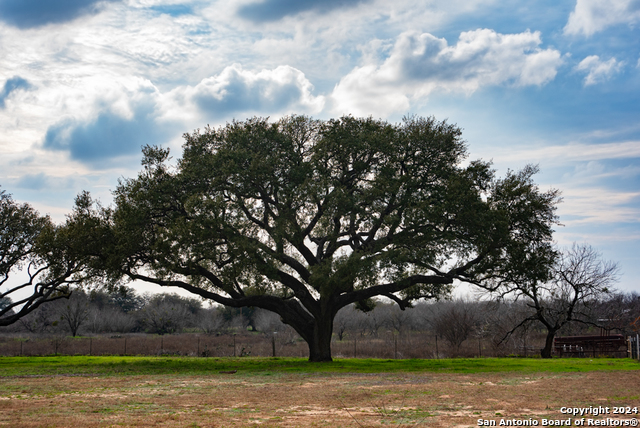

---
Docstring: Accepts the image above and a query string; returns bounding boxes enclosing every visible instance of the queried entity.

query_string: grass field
[1,356,639,427]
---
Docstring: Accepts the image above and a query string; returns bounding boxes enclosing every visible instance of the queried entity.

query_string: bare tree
[495,243,619,358]
[57,290,90,337]
[432,300,478,353]
[334,305,358,341]
[17,300,61,334]
[85,286,142,333]
[347,307,373,338]
[593,292,640,335]
[139,293,199,334]
[219,306,258,332]
[484,299,536,355]
[377,303,415,336]
[370,304,394,338]
[197,306,225,334]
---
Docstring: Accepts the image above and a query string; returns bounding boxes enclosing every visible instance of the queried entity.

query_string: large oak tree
[98,115,560,361]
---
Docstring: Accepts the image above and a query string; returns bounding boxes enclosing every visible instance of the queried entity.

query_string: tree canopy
[0,189,101,326]
[95,115,560,361]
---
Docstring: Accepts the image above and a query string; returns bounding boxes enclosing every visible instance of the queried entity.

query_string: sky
[0,0,639,295]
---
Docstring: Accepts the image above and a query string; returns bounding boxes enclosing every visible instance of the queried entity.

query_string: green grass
[0,355,638,377]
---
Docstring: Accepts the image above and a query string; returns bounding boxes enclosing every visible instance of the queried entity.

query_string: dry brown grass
[1,369,638,427]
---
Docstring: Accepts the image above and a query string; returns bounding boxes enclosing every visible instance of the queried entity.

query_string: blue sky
[0,0,638,294]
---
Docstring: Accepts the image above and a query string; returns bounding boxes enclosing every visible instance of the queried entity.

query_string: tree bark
[540,329,557,358]
[307,314,334,362]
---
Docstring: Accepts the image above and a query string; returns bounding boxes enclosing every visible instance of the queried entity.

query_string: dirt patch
[0,371,638,427]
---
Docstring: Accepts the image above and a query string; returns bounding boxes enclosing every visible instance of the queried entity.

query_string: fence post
[89,338,92,356]
[272,335,276,357]
[354,338,356,359]
[197,337,200,357]
[435,335,439,359]
[394,335,398,359]
[124,338,127,355]
[636,334,639,360]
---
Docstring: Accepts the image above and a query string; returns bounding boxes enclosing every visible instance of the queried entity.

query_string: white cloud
[486,140,640,165]
[479,139,640,228]
[557,186,640,225]
[167,64,325,121]
[0,73,178,185]
[564,0,640,36]
[330,29,563,116]
[198,0,503,87]
[575,55,624,86]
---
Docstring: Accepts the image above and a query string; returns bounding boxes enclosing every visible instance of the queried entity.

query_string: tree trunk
[540,329,557,358]
[307,314,334,362]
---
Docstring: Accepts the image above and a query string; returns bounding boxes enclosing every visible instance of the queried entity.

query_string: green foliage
[0,188,50,275]
[354,298,376,312]
[0,295,11,311]
[1,189,93,326]
[89,285,144,313]
[144,293,202,315]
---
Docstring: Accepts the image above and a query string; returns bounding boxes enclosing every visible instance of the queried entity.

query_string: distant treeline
[1,287,638,357]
